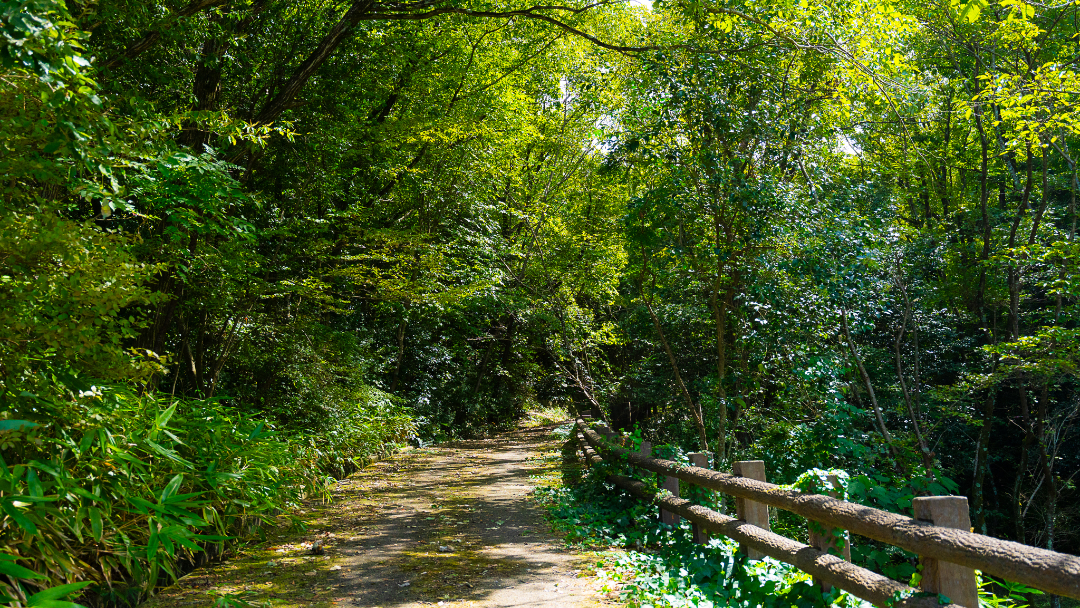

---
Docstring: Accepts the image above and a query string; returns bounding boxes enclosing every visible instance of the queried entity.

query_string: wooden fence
[573,417,1080,608]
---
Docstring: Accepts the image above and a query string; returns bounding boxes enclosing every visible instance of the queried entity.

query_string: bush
[0,374,414,607]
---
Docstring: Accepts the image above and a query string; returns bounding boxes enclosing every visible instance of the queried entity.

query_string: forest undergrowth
[0,375,415,608]
[534,425,1058,608]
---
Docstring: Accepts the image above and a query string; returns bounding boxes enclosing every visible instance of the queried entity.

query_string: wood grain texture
[576,430,960,608]
[688,452,710,544]
[578,420,1080,600]
[914,497,979,608]
[733,460,770,560]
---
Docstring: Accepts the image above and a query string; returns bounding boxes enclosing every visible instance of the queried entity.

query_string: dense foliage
[2,0,1079,604]
[536,434,1042,608]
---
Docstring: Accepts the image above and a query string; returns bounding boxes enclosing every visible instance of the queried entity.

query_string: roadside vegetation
[536,426,1054,608]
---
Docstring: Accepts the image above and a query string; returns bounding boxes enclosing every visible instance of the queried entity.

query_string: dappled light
[142,425,599,608]
[3,0,1080,605]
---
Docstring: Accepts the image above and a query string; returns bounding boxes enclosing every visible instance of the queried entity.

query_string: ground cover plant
[536,428,1048,608]
[0,375,415,607]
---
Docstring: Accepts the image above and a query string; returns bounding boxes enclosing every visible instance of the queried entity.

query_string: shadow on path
[144,424,602,608]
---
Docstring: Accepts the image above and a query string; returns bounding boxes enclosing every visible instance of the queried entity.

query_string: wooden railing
[573,418,1080,608]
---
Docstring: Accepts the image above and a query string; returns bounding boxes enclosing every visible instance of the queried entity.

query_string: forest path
[145,423,603,608]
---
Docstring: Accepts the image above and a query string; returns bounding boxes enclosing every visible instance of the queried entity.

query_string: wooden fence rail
[573,418,1080,608]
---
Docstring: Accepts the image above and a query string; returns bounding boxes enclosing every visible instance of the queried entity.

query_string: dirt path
[145,424,603,608]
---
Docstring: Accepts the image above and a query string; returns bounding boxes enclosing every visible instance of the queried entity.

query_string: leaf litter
[142,423,606,608]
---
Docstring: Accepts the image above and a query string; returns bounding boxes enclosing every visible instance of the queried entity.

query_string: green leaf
[247,422,265,440]
[27,468,43,498]
[0,420,39,431]
[30,460,60,478]
[958,0,987,22]
[2,499,38,534]
[145,439,194,468]
[25,601,87,608]
[87,507,103,541]
[160,474,184,503]
[27,582,92,605]
[156,402,178,429]
[0,557,47,580]
[127,496,157,513]
[148,521,159,556]
[67,487,103,503]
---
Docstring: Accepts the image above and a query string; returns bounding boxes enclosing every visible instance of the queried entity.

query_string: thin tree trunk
[708,281,734,464]
[972,87,992,318]
[250,0,375,127]
[1013,381,1033,545]
[894,334,933,474]
[641,250,710,455]
[550,308,605,420]
[1056,164,1077,321]
[390,318,407,393]
[642,294,709,454]
[1034,385,1060,601]
[971,388,997,534]
[840,310,896,454]
[892,262,934,475]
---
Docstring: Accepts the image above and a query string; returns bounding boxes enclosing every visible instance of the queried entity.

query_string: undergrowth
[536,428,1040,608]
[0,372,415,608]
[521,404,573,428]
[535,458,865,608]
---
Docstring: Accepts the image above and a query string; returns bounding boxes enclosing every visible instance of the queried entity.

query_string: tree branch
[100,0,230,69]
[361,5,660,54]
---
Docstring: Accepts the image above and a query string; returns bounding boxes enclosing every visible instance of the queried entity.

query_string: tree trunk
[708,282,733,464]
[1013,381,1033,545]
[641,250,710,455]
[971,85,992,317]
[180,2,269,148]
[840,310,895,454]
[179,36,227,148]
[971,388,996,534]
[250,0,375,127]
[390,317,408,393]
[892,262,934,475]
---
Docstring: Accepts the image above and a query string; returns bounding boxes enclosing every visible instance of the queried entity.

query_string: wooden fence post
[596,423,617,443]
[661,470,680,527]
[688,452,710,544]
[732,460,770,560]
[912,496,979,608]
[575,422,589,467]
[638,442,679,526]
[808,474,851,591]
